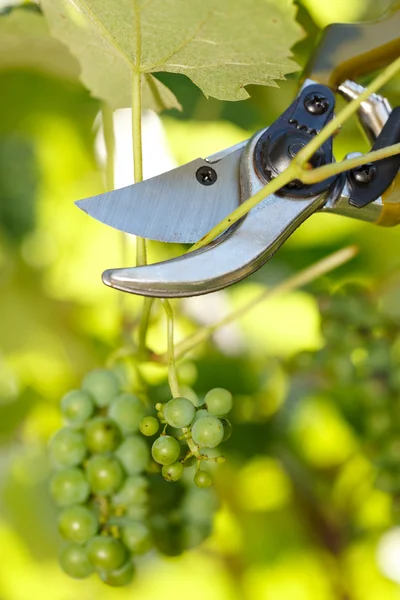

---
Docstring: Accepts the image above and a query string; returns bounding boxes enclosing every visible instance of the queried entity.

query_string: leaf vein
[133,0,141,71]
[165,61,289,69]
[70,0,133,70]
[144,9,215,71]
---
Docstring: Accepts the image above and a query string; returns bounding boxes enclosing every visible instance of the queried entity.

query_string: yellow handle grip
[376,179,400,227]
[303,6,400,88]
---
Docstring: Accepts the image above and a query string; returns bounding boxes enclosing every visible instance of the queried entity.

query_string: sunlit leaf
[40,0,302,109]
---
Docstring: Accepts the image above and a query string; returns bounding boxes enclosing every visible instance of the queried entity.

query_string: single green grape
[115,435,149,474]
[86,535,128,571]
[126,504,148,520]
[59,543,93,579]
[182,523,212,550]
[82,369,120,407]
[109,393,146,434]
[181,487,219,525]
[191,416,224,448]
[49,428,86,468]
[193,409,210,422]
[162,461,184,482]
[110,362,131,390]
[194,470,212,488]
[151,436,181,466]
[205,388,233,415]
[167,425,185,440]
[139,416,159,437]
[61,389,94,426]
[219,418,232,442]
[112,475,148,507]
[99,560,135,587]
[85,417,122,454]
[180,386,204,407]
[50,468,90,507]
[58,505,98,545]
[121,521,151,554]
[150,512,184,556]
[164,397,196,428]
[85,455,124,496]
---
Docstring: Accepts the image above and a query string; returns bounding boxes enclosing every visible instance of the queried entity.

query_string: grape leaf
[0,4,179,113]
[40,0,303,109]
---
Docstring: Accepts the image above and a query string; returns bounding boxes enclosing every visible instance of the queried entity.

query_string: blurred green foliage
[0,136,38,242]
[0,1,400,599]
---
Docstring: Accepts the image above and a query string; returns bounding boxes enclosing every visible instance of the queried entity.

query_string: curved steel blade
[101,132,328,298]
[75,143,245,244]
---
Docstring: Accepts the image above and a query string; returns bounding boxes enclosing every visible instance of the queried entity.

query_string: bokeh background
[1,0,400,598]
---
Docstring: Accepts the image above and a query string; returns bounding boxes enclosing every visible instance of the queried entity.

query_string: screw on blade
[196,166,218,186]
[304,93,330,115]
[351,163,377,184]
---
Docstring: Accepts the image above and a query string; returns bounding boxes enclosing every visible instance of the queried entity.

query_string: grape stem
[94,494,110,524]
[182,450,194,463]
[155,245,358,363]
[132,49,155,355]
[137,296,154,357]
[161,299,181,398]
[154,296,220,460]
[182,430,201,458]
[190,56,400,253]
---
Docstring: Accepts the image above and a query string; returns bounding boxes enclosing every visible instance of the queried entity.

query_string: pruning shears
[76,8,400,298]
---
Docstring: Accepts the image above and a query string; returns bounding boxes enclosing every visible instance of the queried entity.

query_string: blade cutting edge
[75,145,243,243]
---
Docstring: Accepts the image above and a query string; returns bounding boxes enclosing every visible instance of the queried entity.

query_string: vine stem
[155,245,358,363]
[137,296,154,356]
[161,299,181,398]
[132,70,147,267]
[131,1,155,355]
[191,56,400,253]
[132,65,154,353]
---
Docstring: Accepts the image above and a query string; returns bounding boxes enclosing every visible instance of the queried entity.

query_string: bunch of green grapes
[49,368,230,586]
[140,387,233,488]
[290,283,400,518]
